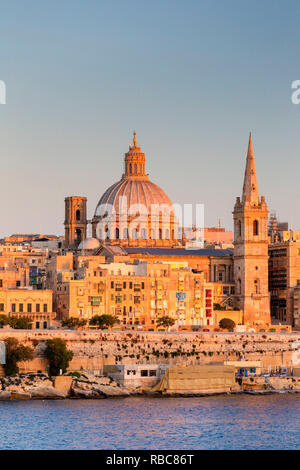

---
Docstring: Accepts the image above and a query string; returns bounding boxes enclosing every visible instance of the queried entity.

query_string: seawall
[0,330,299,373]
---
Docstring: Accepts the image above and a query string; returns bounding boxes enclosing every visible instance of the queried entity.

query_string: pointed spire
[133,130,137,147]
[242,132,259,204]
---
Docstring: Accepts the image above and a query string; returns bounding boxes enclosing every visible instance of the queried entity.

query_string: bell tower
[233,133,270,326]
[64,196,87,249]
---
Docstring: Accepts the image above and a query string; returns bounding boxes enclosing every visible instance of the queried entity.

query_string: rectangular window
[27,304,32,313]
[16,280,21,287]
[0,304,4,312]
[0,280,2,288]
[123,282,126,289]
[129,282,132,289]
[43,304,47,313]
[36,303,40,313]
[19,303,23,313]
[141,282,145,289]
[149,370,157,377]
[90,296,101,306]
[141,370,149,377]
[111,281,114,289]
[12,303,16,313]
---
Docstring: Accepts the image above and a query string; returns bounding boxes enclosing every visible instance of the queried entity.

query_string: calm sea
[0,395,299,450]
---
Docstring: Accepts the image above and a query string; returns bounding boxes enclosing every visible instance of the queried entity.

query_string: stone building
[269,239,300,325]
[233,133,270,326]
[64,196,87,249]
[58,132,273,329]
[55,257,229,328]
[0,289,54,329]
[0,244,48,290]
[64,132,179,250]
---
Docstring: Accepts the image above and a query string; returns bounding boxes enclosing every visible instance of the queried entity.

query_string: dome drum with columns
[91,132,179,247]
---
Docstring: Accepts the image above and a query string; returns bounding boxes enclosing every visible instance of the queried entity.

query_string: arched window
[150,229,155,240]
[238,279,241,295]
[253,220,259,236]
[171,229,175,240]
[115,228,119,239]
[123,228,129,239]
[165,229,170,239]
[129,163,132,174]
[238,220,242,237]
[159,228,162,240]
[134,164,137,174]
[254,279,260,294]
[76,210,81,221]
[75,229,82,243]
[141,228,147,239]
[132,228,138,239]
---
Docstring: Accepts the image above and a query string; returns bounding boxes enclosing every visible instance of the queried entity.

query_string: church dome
[95,178,172,216]
[78,237,100,251]
[92,131,179,247]
[94,131,173,216]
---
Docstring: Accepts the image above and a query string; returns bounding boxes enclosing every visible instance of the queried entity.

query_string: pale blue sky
[1,0,300,236]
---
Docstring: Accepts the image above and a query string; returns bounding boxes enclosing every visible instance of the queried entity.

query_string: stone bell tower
[233,133,270,326]
[64,196,87,249]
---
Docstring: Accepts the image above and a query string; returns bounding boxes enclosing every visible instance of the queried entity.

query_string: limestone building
[60,131,272,329]
[233,134,270,325]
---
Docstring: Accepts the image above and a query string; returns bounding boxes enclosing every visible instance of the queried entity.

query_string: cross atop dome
[133,130,137,147]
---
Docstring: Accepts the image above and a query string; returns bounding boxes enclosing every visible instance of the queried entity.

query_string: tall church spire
[242,132,259,204]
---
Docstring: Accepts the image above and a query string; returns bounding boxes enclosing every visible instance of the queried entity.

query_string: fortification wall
[0,330,299,373]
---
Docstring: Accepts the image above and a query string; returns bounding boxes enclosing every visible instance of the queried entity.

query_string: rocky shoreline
[0,372,300,400]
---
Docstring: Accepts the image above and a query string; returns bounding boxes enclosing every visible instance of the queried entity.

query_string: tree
[61,317,87,329]
[0,315,9,328]
[156,316,175,328]
[8,316,33,330]
[90,314,116,330]
[45,338,74,376]
[4,337,34,376]
[219,318,236,332]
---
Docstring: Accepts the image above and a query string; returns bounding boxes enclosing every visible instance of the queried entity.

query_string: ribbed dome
[95,177,173,216]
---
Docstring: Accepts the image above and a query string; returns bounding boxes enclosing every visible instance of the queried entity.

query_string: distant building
[269,240,300,325]
[0,289,54,329]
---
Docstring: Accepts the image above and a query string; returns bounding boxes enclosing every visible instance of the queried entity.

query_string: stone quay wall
[0,330,299,374]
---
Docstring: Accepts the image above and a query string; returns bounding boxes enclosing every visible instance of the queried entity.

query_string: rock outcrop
[71,373,130,398]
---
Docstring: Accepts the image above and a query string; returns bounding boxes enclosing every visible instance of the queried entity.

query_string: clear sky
[1,0,300,237]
